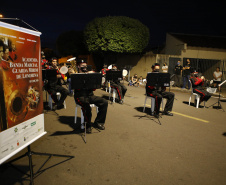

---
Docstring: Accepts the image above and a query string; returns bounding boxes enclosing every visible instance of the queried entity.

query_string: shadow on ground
[182,101,205,108]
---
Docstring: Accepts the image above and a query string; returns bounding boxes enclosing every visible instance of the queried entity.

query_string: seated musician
[109,64,127,104]
[45,57,69,110]
[101,64,109,89]
[190,71,211,104]
[73,60,108,133]
[145,63,174,118]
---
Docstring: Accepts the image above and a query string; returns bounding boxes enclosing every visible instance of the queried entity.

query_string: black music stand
[71,73,102,90]
[71,73,102,143]
[207,80,226,111]
[147,72,170,87]
[146,72,170,124]
[106,70,122,81]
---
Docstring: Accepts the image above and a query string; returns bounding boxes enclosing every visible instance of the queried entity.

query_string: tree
[56,30,88,57]
[84,16,150,54]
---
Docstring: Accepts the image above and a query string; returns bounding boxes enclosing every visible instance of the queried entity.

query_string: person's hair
[51,57,57,62]
[216,67,220,70]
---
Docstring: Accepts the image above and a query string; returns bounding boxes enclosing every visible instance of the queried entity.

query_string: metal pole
[27,146,34,185]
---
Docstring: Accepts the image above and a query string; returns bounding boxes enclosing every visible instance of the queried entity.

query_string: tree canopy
[84,16,150,54]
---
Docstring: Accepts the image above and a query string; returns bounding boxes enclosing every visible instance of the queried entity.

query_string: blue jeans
[182,75,190,89]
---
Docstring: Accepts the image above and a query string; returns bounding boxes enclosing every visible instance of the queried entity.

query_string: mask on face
[154,69,159,72]
[81,66,87,72]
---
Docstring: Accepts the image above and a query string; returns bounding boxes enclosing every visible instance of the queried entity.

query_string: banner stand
[3,145,74,185]
[0,20,74,184]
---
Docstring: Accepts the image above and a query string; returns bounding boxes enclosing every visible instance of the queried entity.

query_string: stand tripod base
[3,145,74,185]
[213,105,222,109]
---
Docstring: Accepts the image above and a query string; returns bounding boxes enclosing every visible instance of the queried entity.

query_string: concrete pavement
[1,85,226,185]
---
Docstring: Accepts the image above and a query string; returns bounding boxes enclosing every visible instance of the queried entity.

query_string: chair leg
[64,101,66,109]
[161,99,164,111]
[113,90,116,103]
[49,94,52,110]
[151,98,155,113]
[143,96,147,112]
[196,96,200,108]
[81,110,84,126]
[188,95,192,106]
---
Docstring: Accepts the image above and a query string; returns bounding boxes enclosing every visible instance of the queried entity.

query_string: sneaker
[52,105,57,111]
[162,111,173,116]
[86,124,92,133]
[93,123,105,130]
[57,104,64,110]
[119,100,123,104]
[154,114,159,118]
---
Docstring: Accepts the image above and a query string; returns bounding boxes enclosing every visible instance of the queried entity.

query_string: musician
[190,71,211,104]
[41,53,49,69]
[101,64,109,89]
[146,63,175,118]
[73,60,108,133]
[46,57,69,110]
[109,64,127,104]
[101,64,109,76]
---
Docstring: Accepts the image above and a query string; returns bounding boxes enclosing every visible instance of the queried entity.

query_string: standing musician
[46,57,69,110]
[73,60,108,133]
[146,63,175,118]
[109,64,127,104]
[190,71,211,104]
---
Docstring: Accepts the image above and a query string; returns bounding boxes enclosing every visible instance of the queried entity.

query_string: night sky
[1,0,225,50]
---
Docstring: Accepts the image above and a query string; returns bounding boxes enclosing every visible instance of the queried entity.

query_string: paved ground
[1,84,226,185]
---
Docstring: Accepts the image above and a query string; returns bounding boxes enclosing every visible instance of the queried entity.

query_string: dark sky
[1,0,225,50]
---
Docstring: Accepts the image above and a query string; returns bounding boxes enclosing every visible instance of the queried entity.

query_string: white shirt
[213,71,222,81]
[162,66,168,73]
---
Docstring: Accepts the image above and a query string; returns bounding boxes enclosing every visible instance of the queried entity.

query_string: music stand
[106,70,122,81]
[71,73,102,90]
[71,73,102,142]
[146,72,170,124]
[147,72,170,87]
[207,79,226,111]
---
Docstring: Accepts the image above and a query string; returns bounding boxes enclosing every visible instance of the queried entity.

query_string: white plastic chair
[108,81,118,103]
[74,103,98,143]
[143,96,155,113]
[74,104,98,128]
[143,95,165,113]
[188,80,205,108]
[48,92,66,110]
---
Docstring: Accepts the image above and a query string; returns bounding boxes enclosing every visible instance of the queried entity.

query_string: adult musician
[190,71,211,104]
[73,60,108,133]
[146,63,175,118]
[109,64,127,104]
[46,57,69,110]
[101,64,109,89]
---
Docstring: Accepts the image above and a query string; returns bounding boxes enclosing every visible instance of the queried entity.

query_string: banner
[0,21,46,164]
